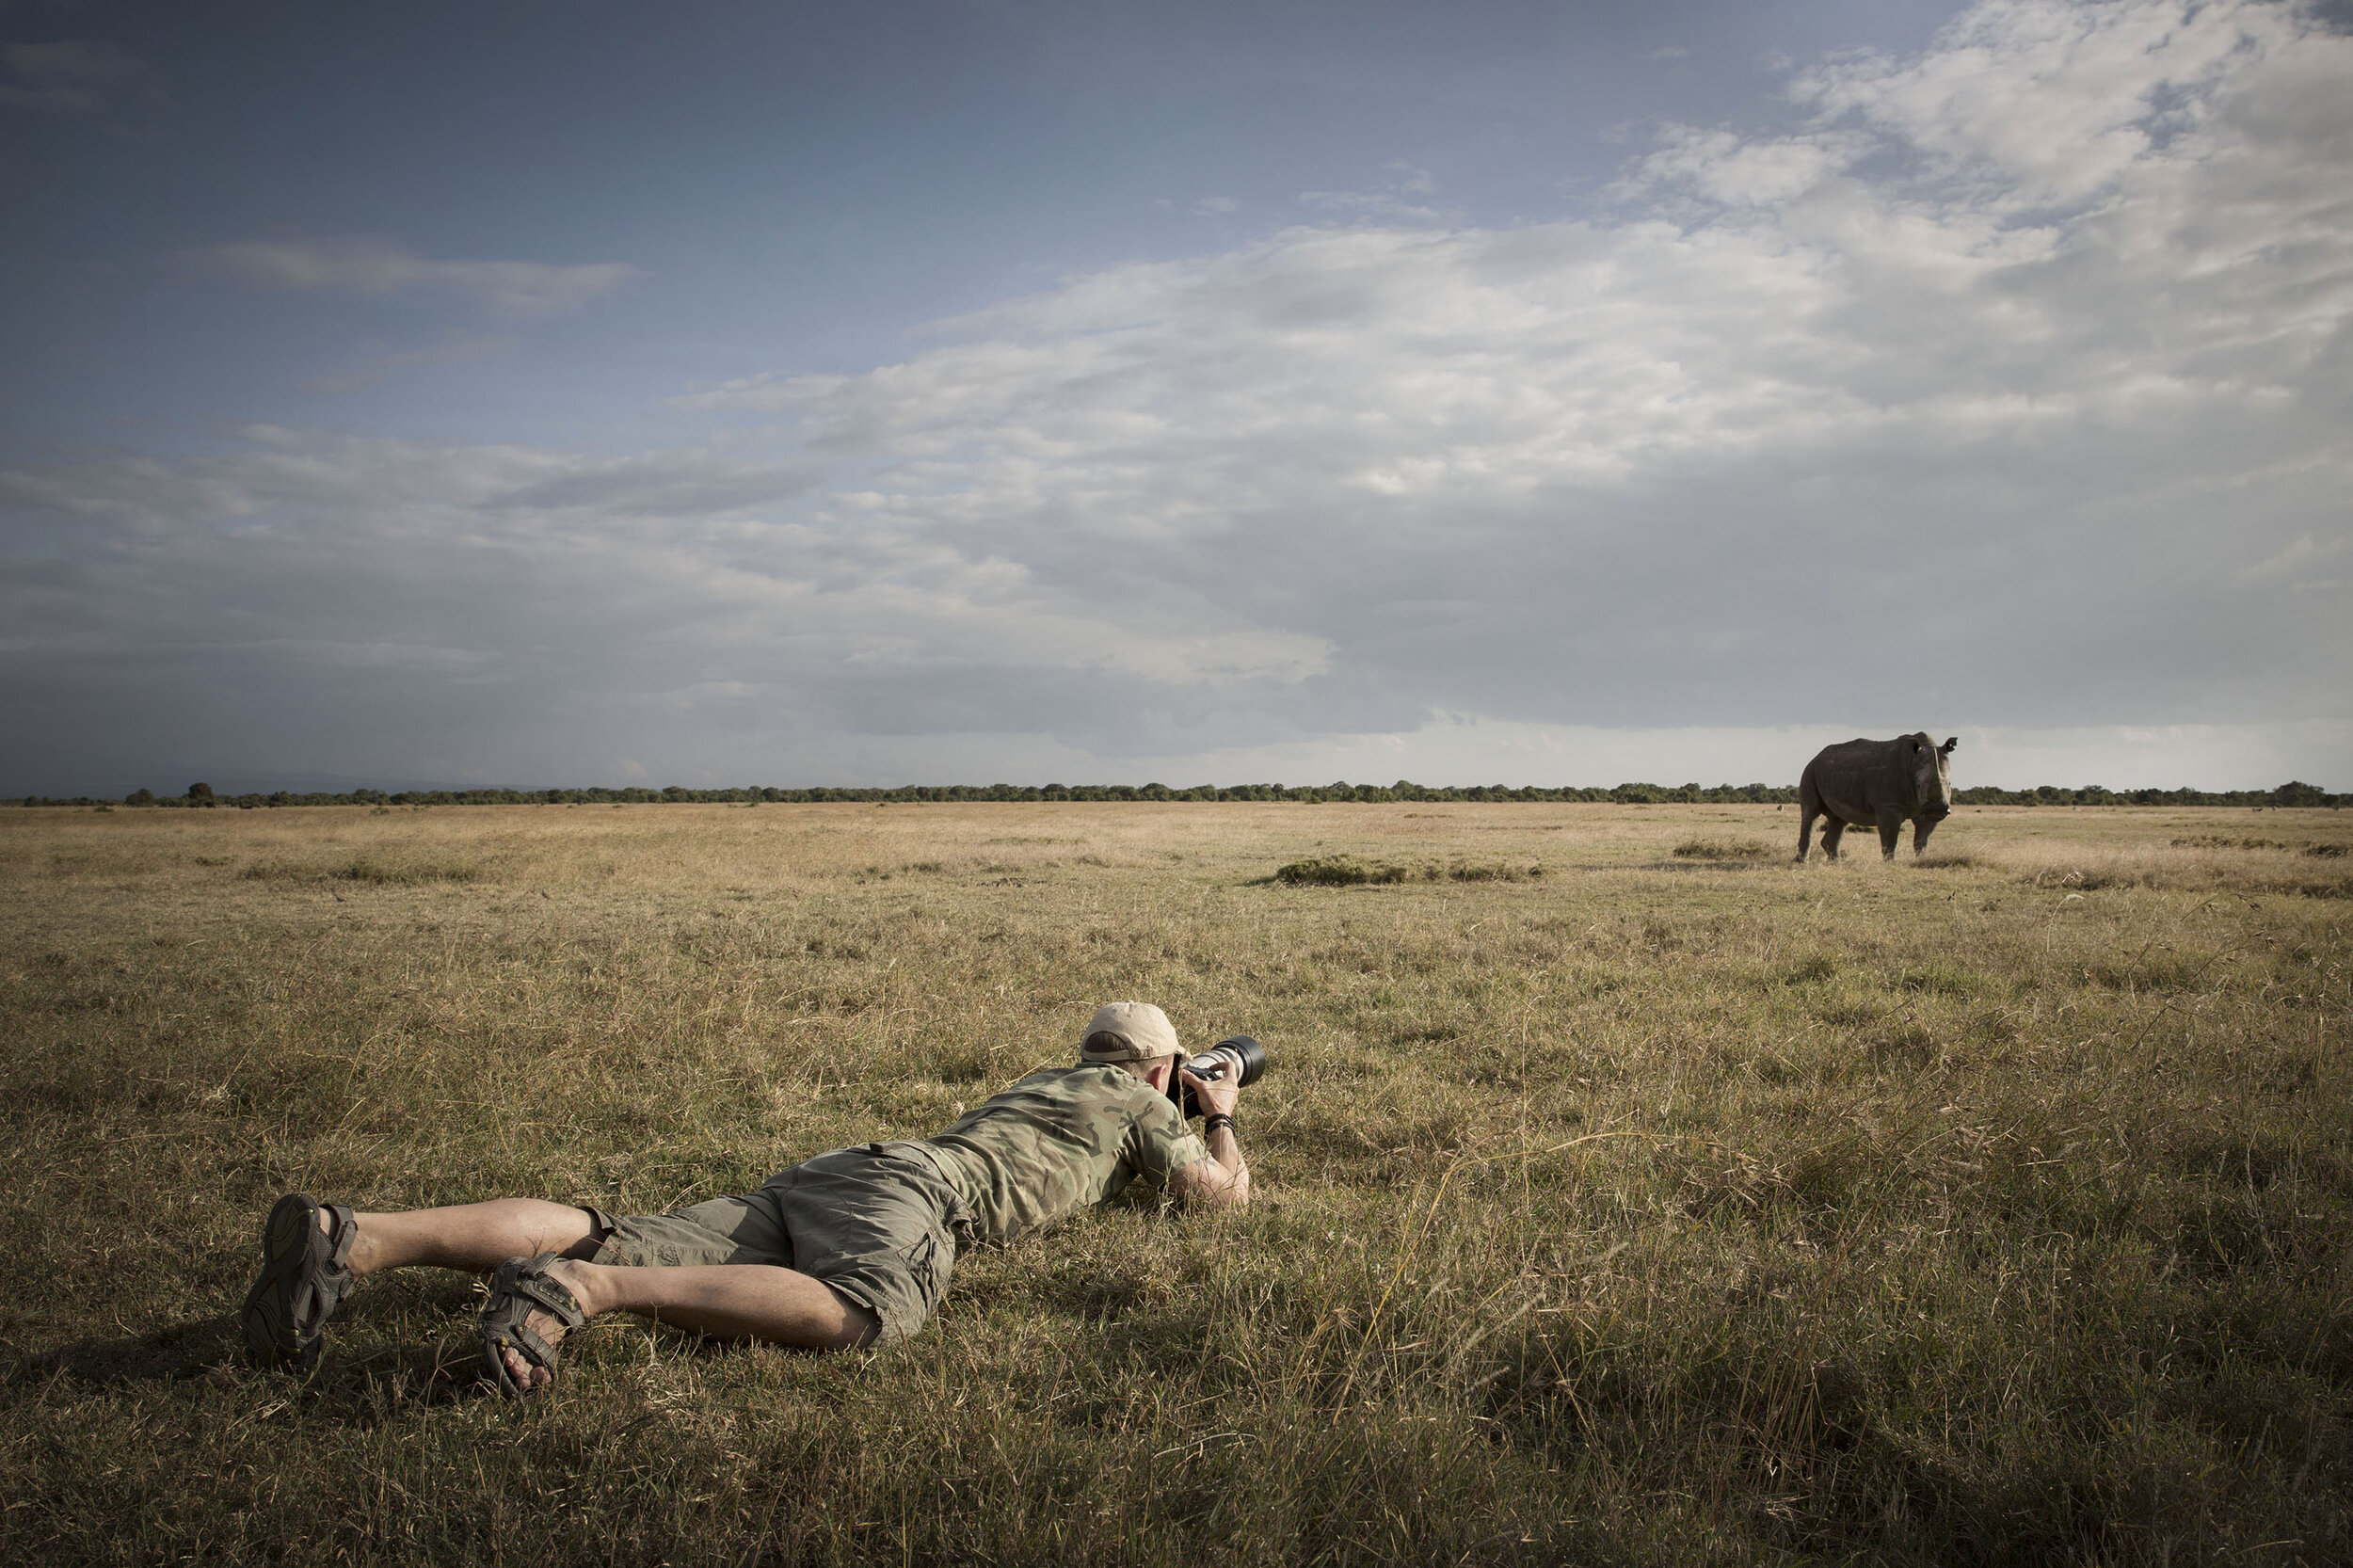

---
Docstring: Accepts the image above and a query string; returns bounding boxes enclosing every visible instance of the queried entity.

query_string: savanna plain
[4,800,2349,1566]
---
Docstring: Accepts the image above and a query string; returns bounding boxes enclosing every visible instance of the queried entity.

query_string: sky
[3,0,2348,796]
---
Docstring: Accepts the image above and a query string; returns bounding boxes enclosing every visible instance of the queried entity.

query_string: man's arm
[1166,1065,1251,1210]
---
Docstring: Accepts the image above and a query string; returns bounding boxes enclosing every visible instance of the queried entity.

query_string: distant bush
[240,858,487,885]
[1445,861,1542,882]
[2173,835,2292,850]
[1673,838,1776,861]
[1276,856,1411,886]
[1274,856,1542,886]
[339,857,485,885]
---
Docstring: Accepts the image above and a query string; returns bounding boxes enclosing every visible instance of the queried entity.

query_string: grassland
[3,800,2348,1565]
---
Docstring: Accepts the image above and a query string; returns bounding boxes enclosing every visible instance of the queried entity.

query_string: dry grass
[3,801,2349,1565]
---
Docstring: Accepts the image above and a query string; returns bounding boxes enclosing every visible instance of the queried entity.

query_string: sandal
[479,1254,588,1398]
[239,1192,359,1370]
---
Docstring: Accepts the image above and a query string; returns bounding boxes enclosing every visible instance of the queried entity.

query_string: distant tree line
[11,779,2345,808]
[1951,782,2342,808]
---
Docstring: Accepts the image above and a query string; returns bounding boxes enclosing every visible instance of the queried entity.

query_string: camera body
[1169,1034,1267,1119]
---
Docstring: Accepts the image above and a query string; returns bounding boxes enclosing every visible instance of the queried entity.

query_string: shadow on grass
[1,1310,504,1411]
[2,1312,245,1387]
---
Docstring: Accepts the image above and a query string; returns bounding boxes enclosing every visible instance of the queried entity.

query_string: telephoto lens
[1171,1035,1267,1118]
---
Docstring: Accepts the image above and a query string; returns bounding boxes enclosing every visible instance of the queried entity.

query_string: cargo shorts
[584,1142,968,1344]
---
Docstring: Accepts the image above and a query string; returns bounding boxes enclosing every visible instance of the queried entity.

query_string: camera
[1170,1034,1267,1118]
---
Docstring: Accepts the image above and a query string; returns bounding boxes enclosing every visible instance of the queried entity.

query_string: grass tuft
[338,856,488,884]
[1275,854,1411,885]
[1274,855,1543,886]
[1442,860,1542,882]
[1672,837,1776,861]
[237,856,488,884]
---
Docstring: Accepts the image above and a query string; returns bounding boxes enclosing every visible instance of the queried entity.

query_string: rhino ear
[1940,736,1958,754]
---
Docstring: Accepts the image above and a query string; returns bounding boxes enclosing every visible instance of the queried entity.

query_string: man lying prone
[240,1002,1251,1394]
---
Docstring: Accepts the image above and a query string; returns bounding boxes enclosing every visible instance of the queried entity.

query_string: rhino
[1797,733,1958,862]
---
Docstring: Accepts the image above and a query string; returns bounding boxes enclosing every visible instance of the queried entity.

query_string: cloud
[1192,195,1238,216]
[1299,161,1443,221]
[0,37,160,113]
[8,0,2352,787]
[1611,124,1867,205]
[300,331,517,394]
[1384,161,1436,194]
[184,238,646,317]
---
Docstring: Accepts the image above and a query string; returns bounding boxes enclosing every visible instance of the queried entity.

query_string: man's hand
[1179,1064,1241,1121]
[1169,1064,1249,1209]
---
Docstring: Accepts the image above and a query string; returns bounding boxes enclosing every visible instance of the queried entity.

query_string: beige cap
[1078,1000,1181,1062]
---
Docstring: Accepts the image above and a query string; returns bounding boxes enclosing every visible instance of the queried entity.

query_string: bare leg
[580,1261,877,1348]
[299,1199,881,1388]
[341,1198,599,1280]
[493,1258,880,1390]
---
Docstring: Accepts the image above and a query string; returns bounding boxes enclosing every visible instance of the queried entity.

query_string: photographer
[240,1002,1251,1396]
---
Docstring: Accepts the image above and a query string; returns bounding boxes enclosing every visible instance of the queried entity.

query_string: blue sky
[4,0,2348,793]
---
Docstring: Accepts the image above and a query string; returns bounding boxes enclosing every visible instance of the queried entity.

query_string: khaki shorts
[585,1143,967,1344]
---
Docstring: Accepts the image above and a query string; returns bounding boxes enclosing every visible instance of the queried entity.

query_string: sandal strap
[480,1255,586,1395]
[494,1321,556,1367]
[321,1203,358,1272]
[492,1257,586,1327]
[504,1276,584,1328]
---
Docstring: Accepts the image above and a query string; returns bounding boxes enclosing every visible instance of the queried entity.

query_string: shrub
[1275,855,1410,886]
[1673,838,1776,861]
[1273,856,1543,886]
[1446,861,1543,882]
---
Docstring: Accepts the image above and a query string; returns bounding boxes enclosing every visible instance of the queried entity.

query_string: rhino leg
[1796,807,1817,862]
[1875,807,1904,860]
[1819,820,1845,861]
[1913,817,1938,856]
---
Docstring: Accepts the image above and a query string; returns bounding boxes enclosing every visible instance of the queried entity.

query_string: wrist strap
[1203,1112,1236,1135]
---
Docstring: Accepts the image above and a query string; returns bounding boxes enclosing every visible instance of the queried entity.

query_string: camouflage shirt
[920,1064,1209,1242]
